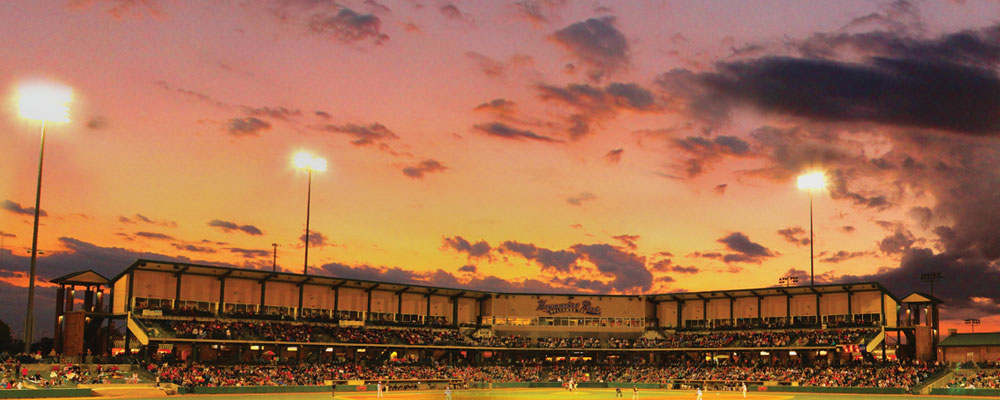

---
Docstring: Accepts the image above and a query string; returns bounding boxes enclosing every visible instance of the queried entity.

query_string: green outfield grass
[64,388,1000,400]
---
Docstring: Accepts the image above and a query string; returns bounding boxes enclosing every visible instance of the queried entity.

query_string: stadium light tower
[797,171,825,286]
[920,272,943,297]
[779,276,799,287]
[293,151,326,275]
[965,318,981,333]
[17,81,72,353]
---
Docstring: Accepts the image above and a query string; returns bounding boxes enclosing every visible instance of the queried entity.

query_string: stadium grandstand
[4,258,982,397]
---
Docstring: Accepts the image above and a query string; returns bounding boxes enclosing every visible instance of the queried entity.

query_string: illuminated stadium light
[796,171,826,190]
[357,348,366,353]
[760,351,769,356]
[325,347,334,352]
[250,345,260,350]
[819,350,828,356]
[293,151,327,172]
[789,351,797,356]
[287,346,298,351]
[17,81,72,123]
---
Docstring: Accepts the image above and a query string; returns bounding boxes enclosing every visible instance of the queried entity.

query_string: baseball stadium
[5,258,998,399]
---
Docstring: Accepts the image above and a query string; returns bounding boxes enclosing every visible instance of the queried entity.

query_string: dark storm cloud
[536,82,657,112]
[228,248,270,259]
[226,117,271,137]
[535,82,656,139]
[777,226,810,246]
[570,243,652,292]
[551,16,629,81]
[670,135,752,177]
[670,265,699,274]
[207,220,264,236]
[498,241,579,272]
[299,230,328,247]
[713,184,727,195]
[908,206,934,229]
[566,192,597,206]
[604,148,623,164]
[878,227,916,255]
[135,231,175,241]
[315,122,399,146]
[458,264,476,273]
[2,200,46,217]
[716,232,777,264]
[835,248,1000,319]
[307,7,389,45]
[671,55,1000,135]
[402,159,448,179]
[473,122,559,142]
[612,234,639,250]
[441,236,491,259]
[474,99,517,115]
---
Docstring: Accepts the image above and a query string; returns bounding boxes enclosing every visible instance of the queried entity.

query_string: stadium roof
[111,258,899,301]
[900,292,943,305]
[50,270,110,286]
[938,333,1000,347]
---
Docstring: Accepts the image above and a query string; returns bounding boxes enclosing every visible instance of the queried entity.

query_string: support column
[452,297,459,327]
[815,294,821,326]
[218,277,226,316]
[426,295,432,323]
[297,285,305,319]
[55,285,65,354]
[676,300,683,328]
[84,287,94,312]
[757,296,762,320]
[174,274,183,311]
[366,289,373,320]
[880,293,886,326]
[729,297,735,326]
[333,286,339,317]
[786,293,792,325]
[260,281,267,313]
[397,292,403,321]
[847,291,853,323]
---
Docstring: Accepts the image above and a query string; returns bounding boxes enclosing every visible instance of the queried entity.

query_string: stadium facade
[51,258,943,364]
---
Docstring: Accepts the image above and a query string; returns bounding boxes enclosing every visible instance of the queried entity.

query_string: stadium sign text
[535,300,601,315]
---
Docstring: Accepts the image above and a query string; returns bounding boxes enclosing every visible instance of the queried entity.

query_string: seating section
[149,360,942,389]
[138,317,876,349]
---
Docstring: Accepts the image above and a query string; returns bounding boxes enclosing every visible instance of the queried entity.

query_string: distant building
[937,333,1000,363]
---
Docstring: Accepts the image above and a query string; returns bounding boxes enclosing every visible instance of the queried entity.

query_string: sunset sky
[3,0,1000,338]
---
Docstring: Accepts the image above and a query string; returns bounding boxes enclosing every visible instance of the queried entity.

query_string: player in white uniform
[741,383,747,398]
[444,386,452,400]
[377,381,384,398]
[632,386,639,400]
[696,387,703,400]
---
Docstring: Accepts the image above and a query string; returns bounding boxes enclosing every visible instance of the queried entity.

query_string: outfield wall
[0,389,93,398]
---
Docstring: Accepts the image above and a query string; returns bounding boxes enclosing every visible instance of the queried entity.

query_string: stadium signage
[535,300,601,315]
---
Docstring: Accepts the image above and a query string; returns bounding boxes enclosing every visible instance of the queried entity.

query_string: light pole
[779,276,799,287]
[920,272,943,297]
[965,318,981,333]
[271,243,279,272]
[797,171,825,287]
[293,152,326,275]
[17,81,72,353]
